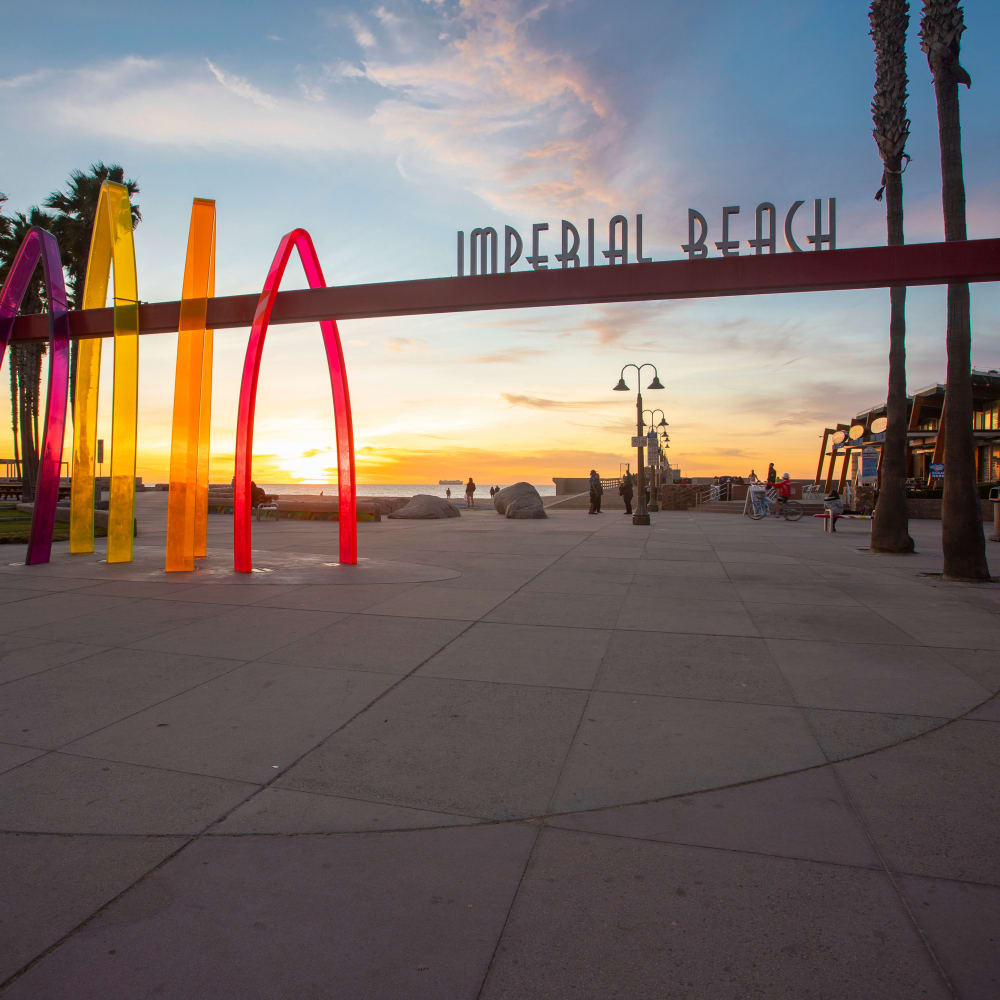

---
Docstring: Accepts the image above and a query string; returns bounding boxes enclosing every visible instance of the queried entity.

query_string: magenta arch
[0,228,71,565]
[234,229,357,572]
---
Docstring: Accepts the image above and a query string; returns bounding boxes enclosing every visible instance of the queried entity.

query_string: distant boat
[439,479,462,485]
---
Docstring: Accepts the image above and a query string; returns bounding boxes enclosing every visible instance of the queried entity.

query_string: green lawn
[0,506,72,544]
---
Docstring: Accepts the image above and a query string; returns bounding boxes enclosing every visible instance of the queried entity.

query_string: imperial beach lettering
[456,198,837,275]
[682,199,836,259]
[457,215,653,276]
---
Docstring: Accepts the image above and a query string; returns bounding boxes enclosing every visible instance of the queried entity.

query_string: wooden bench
[812,513,872,533]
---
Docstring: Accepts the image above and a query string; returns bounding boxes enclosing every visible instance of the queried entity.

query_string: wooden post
[816,429,832,484]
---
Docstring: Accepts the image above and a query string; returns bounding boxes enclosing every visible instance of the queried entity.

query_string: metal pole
[634,389,649,525]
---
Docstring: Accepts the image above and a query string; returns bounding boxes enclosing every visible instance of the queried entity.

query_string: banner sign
[929,463,944,479]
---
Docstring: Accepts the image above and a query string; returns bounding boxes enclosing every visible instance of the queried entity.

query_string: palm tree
[0,194,18,483]
[869,0,915,554]
[0,205,54,500]
[43,163,141,411]
[919,0,989,580]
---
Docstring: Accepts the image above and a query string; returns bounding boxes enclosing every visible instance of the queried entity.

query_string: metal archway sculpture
[69,181,140,563]
[234,229,357,572]
[0,228,70,565]
[165,198,216,572]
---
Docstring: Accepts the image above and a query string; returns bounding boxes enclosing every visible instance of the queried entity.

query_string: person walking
[588,469,603,514]
[619,473,633,515]
[465,477,476,508]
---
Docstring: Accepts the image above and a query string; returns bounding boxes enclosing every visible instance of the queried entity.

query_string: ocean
[259,483,557,499]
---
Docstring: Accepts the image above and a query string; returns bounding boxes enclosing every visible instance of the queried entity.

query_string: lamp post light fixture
[613,363,664,526]
[642,409,667,512]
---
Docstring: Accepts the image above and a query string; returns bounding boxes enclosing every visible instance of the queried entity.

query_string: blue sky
[1,0,998,483]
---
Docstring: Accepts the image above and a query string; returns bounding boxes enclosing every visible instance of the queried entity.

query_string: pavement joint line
[539,820,887,873]
[474,823,545,1000]
[760,603,962,999]
[0,645,117,689]
[827,753,961,999]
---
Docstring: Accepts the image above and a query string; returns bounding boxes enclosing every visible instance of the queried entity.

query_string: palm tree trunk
[9,354,20,481]
[933,74,989,580]
[871,165,914,552]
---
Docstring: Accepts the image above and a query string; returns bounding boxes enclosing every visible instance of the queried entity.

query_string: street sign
[631,436,645,447]
[929,462,944,479]
[860,447,879,484]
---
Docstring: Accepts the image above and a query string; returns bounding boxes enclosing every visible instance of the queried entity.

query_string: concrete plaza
[0,494,998,998]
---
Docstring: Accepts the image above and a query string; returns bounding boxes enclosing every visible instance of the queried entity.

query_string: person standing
[619,473,633,515]
[465,477,476,508]
[588,469,603,514]
[766,463,777,485]
[445,488,451,499]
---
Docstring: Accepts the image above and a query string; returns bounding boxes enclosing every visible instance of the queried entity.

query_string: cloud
[206,59,277,109]
[356,0,637,213]
[387,336,427,353]
[501,393,620,410]
[14,56,376,154]
[345,13,377,49]
[469,347,548,364]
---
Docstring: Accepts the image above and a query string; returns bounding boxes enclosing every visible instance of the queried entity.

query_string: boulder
[494,482,547,519]
[388,494,461,519]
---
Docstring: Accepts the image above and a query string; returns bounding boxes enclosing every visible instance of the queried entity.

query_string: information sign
[929,463,944,479]
[860,447,879,484]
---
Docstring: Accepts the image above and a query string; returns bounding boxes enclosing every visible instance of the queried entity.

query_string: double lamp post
[613,363,664,526]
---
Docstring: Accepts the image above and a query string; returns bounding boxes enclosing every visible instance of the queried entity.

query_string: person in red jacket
[776,472,793,512]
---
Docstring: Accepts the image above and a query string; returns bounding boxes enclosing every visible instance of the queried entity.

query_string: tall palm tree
[0,194,18,483]
[0,206,53,500]
[869,0,915,554]
[43,163,141,411]
[920,0,989,580]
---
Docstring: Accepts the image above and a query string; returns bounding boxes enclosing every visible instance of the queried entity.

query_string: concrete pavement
[0,494,998,998]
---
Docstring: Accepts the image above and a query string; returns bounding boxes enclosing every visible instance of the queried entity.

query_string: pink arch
[0,228,70,565]
[234,229,357,572]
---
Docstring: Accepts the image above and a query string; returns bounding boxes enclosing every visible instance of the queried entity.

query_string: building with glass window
[816,369,1000,488]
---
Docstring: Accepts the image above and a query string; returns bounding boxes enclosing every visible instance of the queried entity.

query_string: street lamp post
[642,409,667,512]
[613,364,664,526]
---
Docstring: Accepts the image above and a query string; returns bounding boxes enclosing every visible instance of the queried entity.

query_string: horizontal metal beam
[11,238,1000,342]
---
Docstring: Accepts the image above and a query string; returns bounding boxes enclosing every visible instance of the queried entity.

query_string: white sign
[631,436,646,448]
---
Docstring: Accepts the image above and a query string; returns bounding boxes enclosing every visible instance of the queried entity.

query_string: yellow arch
[69,181,139,563]
[165,199,216,572]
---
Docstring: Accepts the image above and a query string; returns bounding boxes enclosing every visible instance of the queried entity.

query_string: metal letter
[603,215,627,265]
[714,205,740,256]
[504,226,523,272]
[526,223,549,270]
[469,227,498,275]
[635,214,652,264]
[784,200,805,252]
[807,198,836,251]
[0,228,70,565]
[587,218,595,267]
[555,220,580,268]
[681,209,708,259]
[234,229,356,572]
[747,203,777,255]
[457,231,464,277]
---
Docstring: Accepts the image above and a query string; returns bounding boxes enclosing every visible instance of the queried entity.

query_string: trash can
[990,486,1000,542]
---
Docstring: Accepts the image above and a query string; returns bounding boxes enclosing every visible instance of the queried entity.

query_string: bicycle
[747,489,803,522]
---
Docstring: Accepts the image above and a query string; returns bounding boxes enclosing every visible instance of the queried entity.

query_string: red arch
[0,228,71,565]
[234,229,356,572]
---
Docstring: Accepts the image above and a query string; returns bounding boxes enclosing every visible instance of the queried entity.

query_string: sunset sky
[2,0,999,485]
